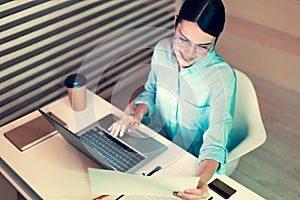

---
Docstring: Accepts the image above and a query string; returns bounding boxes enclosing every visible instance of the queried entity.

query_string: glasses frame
[173,30,215,57]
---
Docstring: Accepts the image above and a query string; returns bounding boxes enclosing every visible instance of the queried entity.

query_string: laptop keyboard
[80,126,145,172]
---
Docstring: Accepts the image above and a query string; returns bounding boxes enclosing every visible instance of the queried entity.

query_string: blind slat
[1,1,172,71]
[0,0,176,126]
[1,2,173,82]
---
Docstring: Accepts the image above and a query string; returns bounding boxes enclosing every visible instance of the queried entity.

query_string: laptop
[38,108,168,173]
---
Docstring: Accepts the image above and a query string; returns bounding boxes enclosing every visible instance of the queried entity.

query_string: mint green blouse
[135,38,236,174]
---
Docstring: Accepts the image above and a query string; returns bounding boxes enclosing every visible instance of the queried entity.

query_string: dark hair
[175,0,225,37]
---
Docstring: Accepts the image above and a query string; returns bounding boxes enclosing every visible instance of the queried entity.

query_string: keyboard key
[80,126,145,172]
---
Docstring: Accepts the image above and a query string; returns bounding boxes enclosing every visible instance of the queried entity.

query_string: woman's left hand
[173,182,210,199]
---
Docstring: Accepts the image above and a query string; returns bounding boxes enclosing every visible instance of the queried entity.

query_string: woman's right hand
[108,113,142,137]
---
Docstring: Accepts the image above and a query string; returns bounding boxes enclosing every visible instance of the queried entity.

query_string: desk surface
[0,91,265,200]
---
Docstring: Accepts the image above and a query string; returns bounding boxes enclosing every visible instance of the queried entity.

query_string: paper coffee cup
[64,73,87,111]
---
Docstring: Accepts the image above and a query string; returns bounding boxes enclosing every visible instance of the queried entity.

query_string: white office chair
[225,69,267,175]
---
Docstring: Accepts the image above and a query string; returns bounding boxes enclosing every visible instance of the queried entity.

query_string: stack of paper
[88,168,199,198]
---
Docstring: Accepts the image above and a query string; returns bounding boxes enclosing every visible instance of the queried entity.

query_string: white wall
[223,0,300,38]
[217,0,300,94]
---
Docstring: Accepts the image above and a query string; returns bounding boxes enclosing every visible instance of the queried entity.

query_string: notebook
[38,109,168,173]
[4,112,67,151]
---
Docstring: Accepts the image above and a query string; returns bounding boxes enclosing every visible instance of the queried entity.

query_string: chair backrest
[227,69,267,162]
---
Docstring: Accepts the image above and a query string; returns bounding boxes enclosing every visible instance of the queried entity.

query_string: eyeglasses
[173,31,214,56]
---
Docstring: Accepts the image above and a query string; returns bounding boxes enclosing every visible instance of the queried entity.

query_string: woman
[109,0,236,199]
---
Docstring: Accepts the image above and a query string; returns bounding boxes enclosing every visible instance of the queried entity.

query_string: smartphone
[208,178,236,199]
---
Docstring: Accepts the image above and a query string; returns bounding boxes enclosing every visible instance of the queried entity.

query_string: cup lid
[64,73,87,88]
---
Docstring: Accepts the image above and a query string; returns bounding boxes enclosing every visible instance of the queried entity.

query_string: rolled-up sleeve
[198,66,236,174]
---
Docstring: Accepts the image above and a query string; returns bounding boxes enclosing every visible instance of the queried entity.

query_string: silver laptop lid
[38,108,169,173]
[38,108,114,170]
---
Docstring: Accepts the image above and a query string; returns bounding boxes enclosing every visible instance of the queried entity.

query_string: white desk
[0,91,265,200]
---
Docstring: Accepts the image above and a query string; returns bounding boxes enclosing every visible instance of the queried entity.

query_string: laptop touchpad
[120,134,167,154]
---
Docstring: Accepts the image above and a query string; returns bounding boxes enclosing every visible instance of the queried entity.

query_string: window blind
[0,0,176,126]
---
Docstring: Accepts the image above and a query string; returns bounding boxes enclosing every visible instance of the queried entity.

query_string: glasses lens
[174,38,209,57]
[174,38,188,47]
[195,46,209,55]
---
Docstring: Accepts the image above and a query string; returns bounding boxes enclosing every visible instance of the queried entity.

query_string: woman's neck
[178,64,182,71]
[178,63,189,71]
